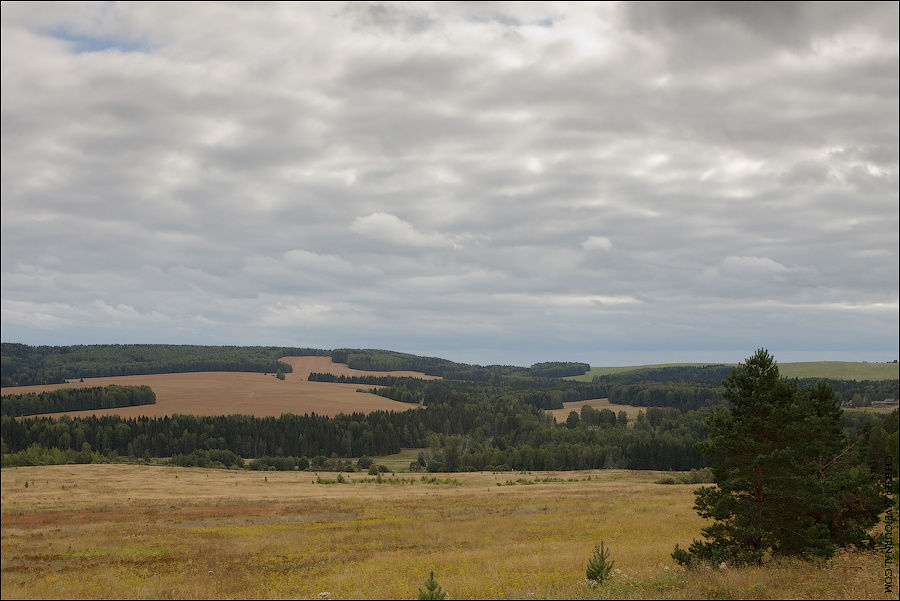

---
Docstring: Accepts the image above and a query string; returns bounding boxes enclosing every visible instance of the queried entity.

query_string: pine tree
[586,540,614,584]
[417,571,446,600]
[673,349,883,566]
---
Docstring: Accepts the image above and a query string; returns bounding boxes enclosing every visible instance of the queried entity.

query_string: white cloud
[495,293,642,307]
[582,236,613,251]
[350,213,457,248]
[720,255,790,276]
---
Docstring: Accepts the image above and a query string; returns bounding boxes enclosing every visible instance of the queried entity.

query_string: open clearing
[0,357,431,418]
[548,398,645,422]
[1,464,892,599]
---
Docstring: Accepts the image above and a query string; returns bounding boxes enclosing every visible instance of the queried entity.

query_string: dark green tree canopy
[673,349,882,566]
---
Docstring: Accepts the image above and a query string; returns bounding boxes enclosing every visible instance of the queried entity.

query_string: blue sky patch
[44,28,151,54]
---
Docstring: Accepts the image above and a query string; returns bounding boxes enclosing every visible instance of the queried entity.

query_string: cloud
[582,236,613,251]
[720,256,790,276]
[0,3,896,364]
[350,213,458,248]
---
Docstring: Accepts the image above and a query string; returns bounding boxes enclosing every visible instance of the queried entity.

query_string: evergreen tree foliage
[586,540,614,584]
[1,343,329,386]
[672,349,883,566]
[2,385,155,417]
[417,571,446,600]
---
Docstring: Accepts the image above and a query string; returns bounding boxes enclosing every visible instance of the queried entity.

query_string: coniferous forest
[1,385,156,417]
[0,343,329,386]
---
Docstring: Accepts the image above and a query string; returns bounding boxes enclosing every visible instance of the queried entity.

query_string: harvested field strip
[278,355,441,380]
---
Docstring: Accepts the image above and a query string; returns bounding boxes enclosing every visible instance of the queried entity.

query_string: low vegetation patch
[313,473,462,486]
[654,468,713,485]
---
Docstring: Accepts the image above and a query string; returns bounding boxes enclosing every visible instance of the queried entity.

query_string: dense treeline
[432,406,713,471]
[5,408,893,476]
[607,383,723,411]
[1,343,330,386]
[1,385,156,417]
[307,373,401,386]
[795,377,898,406]
[527,362,591,378]
[3,400,894,476]
[332,348,588,381]
[2,443,106,467]
[1,398,712,471]
[592,365,735,387]
[578,405,625,427]
[2,412,412,458]
[369,377,607,410]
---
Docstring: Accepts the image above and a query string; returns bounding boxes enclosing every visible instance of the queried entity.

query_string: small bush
[586,541,614,584]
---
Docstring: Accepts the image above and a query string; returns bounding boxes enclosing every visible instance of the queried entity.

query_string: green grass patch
[567,361,898,382]
[778,361,898,381]
[371,447,425,472]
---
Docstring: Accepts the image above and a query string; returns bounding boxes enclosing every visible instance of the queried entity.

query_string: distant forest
[1,385,156,417]
[307,373,401,386]
[3,397,895,475]
[370,377,606,410]
[2,344,589,387]
[0,343,329,386]
[3,344,895,408]
[332,348,590,381]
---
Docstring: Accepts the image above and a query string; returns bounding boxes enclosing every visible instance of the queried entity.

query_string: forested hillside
[0,344,329,386]
[369,377,606,410]
[332,348,588,381]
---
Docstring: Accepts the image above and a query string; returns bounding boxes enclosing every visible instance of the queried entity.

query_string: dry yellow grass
[548,398,646,423]
[1,464,893,599]
[0,357,430,418]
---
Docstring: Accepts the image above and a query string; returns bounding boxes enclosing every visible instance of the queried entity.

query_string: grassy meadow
[2,464,894,599]
[567,361,899,382]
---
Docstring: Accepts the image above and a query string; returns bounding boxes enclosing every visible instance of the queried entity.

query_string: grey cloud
[1,2,896,364]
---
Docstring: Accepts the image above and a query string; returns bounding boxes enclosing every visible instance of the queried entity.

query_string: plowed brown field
[0,357,430,418]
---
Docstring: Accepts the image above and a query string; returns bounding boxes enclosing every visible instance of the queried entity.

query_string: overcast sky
[2,2,898,366]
